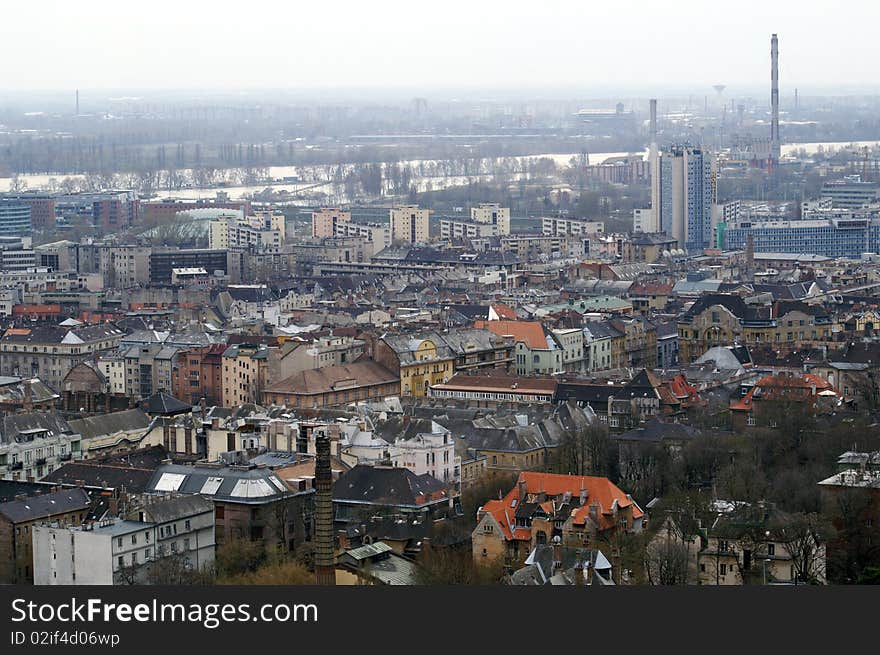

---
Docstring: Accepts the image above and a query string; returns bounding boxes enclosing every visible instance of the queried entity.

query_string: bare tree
[769,512,830,584]
[645,526,690,585]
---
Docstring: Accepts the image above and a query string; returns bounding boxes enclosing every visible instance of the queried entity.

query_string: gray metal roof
[145,463,304,504]
[0,487,91,523]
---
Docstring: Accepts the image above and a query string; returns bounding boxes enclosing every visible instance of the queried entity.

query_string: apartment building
[390,206,430,244]
[312,207,351,238]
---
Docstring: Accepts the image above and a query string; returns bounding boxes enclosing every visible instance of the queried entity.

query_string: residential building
[0,324,125,391]
[0,487,91,583]
[729,373,842,430]
[312,208,351,238]
[541,217,604,237]
[221,343,269,407]
[657,145,714,252]
[472,472,644,567]
[471,203,511,234]
[145,462,314,550]
[677,295,832,363]
[371,332,455,398]
[261,360,400,409]
[475,320,563,376]
[0,412,83,481]
[172,344,225,406]
[332,465,452,527]
[33,495,215,585]
[698,504,826,585]
[390,206,430,244]
[439,218,501,241]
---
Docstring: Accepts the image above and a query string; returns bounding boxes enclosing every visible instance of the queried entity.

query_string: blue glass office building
[725,215,880,258]
[0,200,32,236]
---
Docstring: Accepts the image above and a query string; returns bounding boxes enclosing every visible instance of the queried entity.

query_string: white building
[209,216,283,252]
[392,422,460,487]
[33,495,215,585]
[34,520,157,585]
[96,356,126,395]
[542,217,605,237]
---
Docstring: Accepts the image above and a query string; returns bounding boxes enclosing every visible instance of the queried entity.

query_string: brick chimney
[552,536,562,574]
[314,429,336,585]
[517,477,527,503]
[23,379,33,410]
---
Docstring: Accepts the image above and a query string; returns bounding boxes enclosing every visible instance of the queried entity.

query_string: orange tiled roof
[479,471,643,541]
[730,372,840,411]
[491,303,518,320]
[475,320,547,350]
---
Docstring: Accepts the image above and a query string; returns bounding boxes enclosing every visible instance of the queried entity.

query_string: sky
[2,0,879,94]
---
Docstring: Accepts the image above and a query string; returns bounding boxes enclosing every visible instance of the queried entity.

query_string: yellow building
[221,343,270,406]
[373,333,454,397]
[311,208,351,238]
[390,205,431,244]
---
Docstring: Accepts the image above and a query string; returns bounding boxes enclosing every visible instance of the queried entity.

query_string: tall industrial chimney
[649,98,657,142]
[75,89,80,117]
[313,430,336,585]
[770,34,780,163]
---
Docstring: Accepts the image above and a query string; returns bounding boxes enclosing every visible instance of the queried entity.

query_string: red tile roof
[491,303,518,320]
[730,372,840,411]
[479,471,643,540]
[474,320,547,350]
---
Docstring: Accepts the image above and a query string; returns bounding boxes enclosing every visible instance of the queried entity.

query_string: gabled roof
[479,471,642,540]
[68,409,152,440]
[474,320,548,350]
[333,465,449,508]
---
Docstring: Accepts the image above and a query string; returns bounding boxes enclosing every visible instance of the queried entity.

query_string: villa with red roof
[730,372,844,430]
[472,471,645,566]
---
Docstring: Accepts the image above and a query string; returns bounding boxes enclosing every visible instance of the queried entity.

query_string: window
[118,556,124,568]
[768,543,775,556]
[184,520,191,531]
[483,524,493,533]
[117,537,123,548]
[720,564,727,575]
[131,534,137,545]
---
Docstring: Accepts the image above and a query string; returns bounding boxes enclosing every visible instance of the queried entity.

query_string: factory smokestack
[75,89,79,117]
[649,98,657,142]
[314,429,336,585]
[770,33,780,163]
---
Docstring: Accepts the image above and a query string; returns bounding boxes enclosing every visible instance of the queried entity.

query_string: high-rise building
[312,208,351,238]
[0,200,32,236]
[470,203,510,235]
[390,205,431,244]
[657,146,714,252]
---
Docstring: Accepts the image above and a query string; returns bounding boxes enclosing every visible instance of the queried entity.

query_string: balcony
[10,461,23,470]
[59,453,72,461]
[35,457,47,466]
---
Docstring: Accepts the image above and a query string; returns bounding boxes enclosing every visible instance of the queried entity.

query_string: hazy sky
[2,1,878,93]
